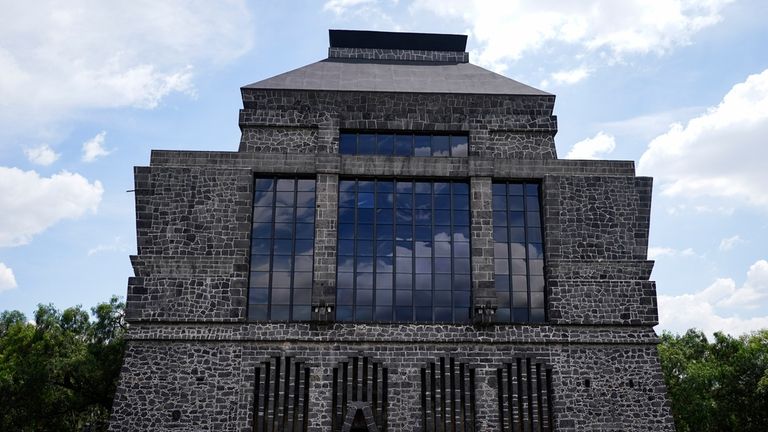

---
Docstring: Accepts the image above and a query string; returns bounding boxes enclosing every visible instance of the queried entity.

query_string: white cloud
[81,131,111,162]
[719,235,744,251]
[565,131,616,159]
[88,236,131,256]
[658,260,768,337]
[648,246,696,260]
[0,1,253,137]
[0,262,17,292]
[549,67,591,85]
[0,167,103,247]
[639,68,768,209]
[410,0,731,73]
[666,204,735,216]
[596,106,705,141]
[24,144,60,166]
[324,0,375,14]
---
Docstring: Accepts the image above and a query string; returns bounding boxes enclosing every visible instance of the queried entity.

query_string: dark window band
[339,132,468,157]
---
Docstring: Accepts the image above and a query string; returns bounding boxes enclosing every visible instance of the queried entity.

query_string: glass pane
[295,223,314,239]
[272,288,291,304]
[377,134,394,154]
[395,273,413,289]
[357,193,374,208]
[271,306,289,321]
[453,275,471,291]
[292,306,311,321]
[395,307,412,321]
[356,272,373,288]
[337,272,354,288]
[452,183,468,195]
[339,134,356,154]
[414,136,430,156]
[396,290,413,306]
[454,258,470,274]
[356,240,373,256]
[294,272,312,289]
[295,240,313,255]
[435,258,451,273]
[294,256,313,272]
[356,307,372,321]
[357,290,373,305]
[249,305,268,320]
[250,289,269,304]
[395,135,412,156]
[297,179,315,191]
[296,192,315,208]
[450,136,468,157]
[415,291,432,306]
[374,306,392,321]
[494,242,508,259]
[274,207,294,223]
[415,307,432,322]
[435,274,452,290]
[272,255,291,271]
[358,134,376,154]
[252,223,272,238]
[432,136,450,156]
[508,184,524,195]
[435,308,452,322]
[509,196,524,211]
[296,207,314,223]
[254,178,274,191]
[251,255,270,271]
[339,192,356,208]
[253,207,273,223]
[375,289,392,305]
[337,289,354,305]
[336,306,353,321]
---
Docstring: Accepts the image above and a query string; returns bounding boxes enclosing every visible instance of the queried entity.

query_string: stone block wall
[110,332,672,432]
[112,79,673,430]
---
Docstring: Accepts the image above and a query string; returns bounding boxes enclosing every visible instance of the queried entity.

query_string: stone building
[109,30,674,431]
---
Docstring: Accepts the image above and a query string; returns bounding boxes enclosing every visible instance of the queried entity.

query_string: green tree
[660,329,768,432]
[0,296,126,431]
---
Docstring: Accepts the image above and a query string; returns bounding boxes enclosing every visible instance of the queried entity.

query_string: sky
[1,0,767,339]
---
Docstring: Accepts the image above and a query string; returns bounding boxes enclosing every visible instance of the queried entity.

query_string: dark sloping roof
[243,59,550,96]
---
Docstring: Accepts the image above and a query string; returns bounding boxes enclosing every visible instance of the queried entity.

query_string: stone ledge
[147,151,637,177]
[124,322,661,345]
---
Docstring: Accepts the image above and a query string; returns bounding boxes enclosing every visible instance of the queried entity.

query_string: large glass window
[336,179,472,323]
[492,182,545,323]
[339,132,468,157]
[248,177,315,321]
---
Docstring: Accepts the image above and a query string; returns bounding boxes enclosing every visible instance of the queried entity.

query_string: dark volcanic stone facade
[110,31,674,431]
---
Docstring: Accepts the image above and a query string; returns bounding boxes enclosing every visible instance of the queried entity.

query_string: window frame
[491,181,547,323]
[335,177,473,324]
[247,176,317,322]
[339,131,469,158]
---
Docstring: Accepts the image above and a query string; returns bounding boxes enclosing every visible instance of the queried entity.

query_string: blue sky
[1,0,767,337]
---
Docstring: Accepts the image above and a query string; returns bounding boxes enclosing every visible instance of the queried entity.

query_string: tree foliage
[0,296,126,432]
[659,329,768,432]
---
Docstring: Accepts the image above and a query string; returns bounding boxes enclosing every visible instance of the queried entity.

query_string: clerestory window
[339,132,468,157]
[336,179,472,323]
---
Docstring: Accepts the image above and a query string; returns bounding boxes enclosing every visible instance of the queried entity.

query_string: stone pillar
[474,367,501,430]
[312,172,339,321]
[470,176,497,323]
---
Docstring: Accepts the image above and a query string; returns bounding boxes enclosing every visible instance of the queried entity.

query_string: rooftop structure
[109,30,674,432]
